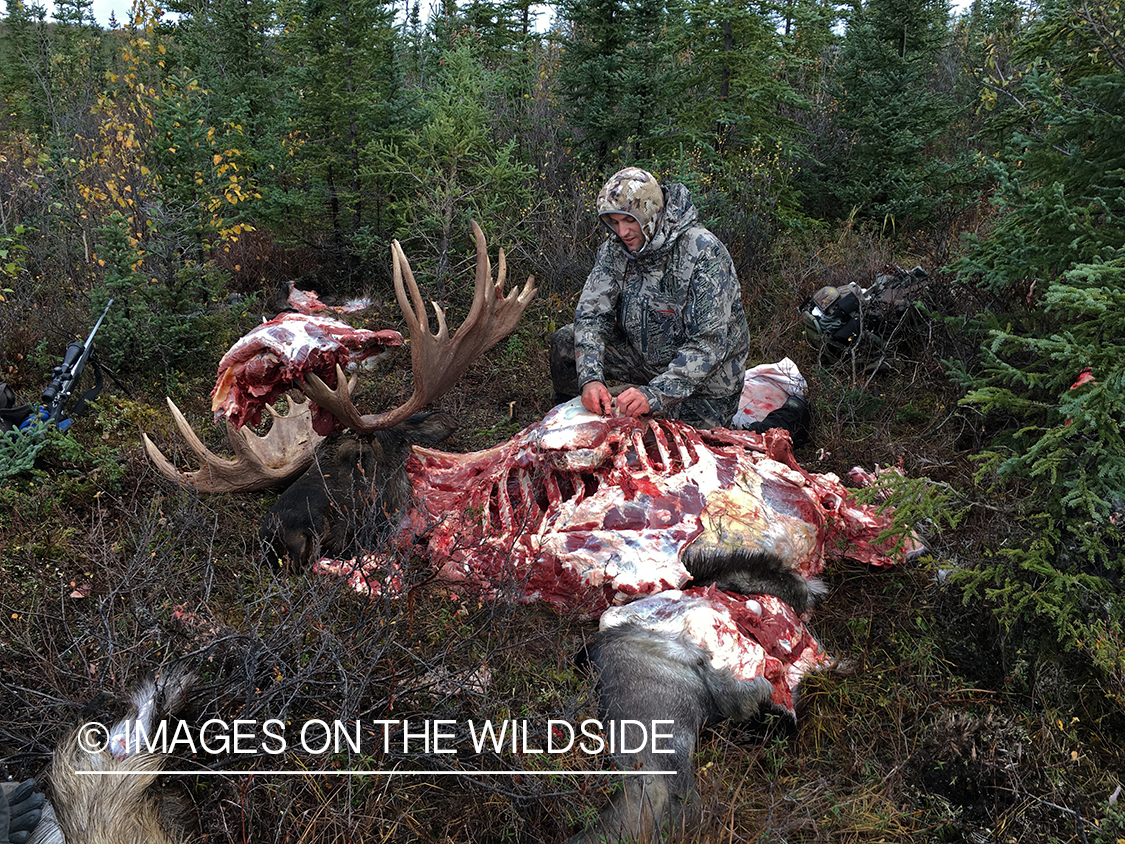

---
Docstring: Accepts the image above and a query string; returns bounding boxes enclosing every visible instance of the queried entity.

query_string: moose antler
[142,222,535,492]
[142,391,338,492]
[303,220,537,432]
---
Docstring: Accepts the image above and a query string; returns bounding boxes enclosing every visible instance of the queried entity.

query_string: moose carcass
[27,669,194,844]
[383,402,916,614]
[142,223,919,841]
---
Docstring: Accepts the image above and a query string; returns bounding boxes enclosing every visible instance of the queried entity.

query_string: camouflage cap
[596,167,664,251]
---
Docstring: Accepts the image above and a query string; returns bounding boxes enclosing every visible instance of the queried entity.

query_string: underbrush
[1,220,1122,843]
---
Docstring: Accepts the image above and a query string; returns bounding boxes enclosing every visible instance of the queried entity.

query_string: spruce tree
[0,0,39,133]
[951,0,1125,692]
[677,0,804,158]
[826,0,963,226]
[557,0,682,166]
[276,0,407,268]
[363,40,534,288]
[167,0,282,136]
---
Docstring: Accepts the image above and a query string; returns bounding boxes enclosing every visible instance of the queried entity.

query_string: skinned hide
[29,670,194,844]
[568,575,829,842]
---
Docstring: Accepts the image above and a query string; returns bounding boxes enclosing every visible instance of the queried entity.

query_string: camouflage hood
[596,168,659,254]
[597,169,697,257]
[637,182,697,258]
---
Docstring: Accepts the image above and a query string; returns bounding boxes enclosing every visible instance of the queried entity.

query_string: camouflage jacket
[574,183,750,413]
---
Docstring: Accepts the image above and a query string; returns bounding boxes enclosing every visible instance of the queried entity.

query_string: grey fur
[260,411,457,570]
[568,622,778,843]
[683,548,828,614]
[570,548,824,842]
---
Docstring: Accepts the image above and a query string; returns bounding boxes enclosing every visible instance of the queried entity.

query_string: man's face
[606,213,644,252]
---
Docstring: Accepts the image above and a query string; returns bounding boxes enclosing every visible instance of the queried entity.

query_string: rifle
[29,299,114,431]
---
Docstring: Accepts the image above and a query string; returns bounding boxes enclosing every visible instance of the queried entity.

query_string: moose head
[142,222,537,566]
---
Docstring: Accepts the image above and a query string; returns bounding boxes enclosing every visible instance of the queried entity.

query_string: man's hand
[581,381,615,415]
[581,383,651,417]
[615,386,650,417]
[1,779,44,844]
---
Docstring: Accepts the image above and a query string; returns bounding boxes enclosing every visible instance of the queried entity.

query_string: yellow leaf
[213,154,222,165]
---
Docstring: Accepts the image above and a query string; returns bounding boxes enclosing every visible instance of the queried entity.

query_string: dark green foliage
[0,417,49,479]
[950,0,1125,693]
[0,0,38,132]
[458,0,543,63]
[274,0,407,259]
[824,0,968,225]
[91,212,228,376]
[557,0,684,166]
[955,5,1125,292]
[362,40,535,285]
[952,254,1125,674]
[853,470,968,558]
[0,0,111,140]
[677,0,806,158]
[167,0,282,134]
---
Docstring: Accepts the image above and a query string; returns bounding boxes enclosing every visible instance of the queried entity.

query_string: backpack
[0,383,32,433]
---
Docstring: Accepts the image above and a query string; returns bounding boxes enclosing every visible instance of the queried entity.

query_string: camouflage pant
[549,324,741,430]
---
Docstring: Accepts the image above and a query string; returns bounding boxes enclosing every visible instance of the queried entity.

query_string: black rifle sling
[65,353,106,421]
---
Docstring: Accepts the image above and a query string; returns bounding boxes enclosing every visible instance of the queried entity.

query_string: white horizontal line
[77,769,676,777]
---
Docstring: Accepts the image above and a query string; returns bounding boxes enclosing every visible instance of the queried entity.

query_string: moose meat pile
[211,313,402,432]
[286,281,374,315]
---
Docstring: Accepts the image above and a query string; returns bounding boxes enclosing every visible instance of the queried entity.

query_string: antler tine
[461,219,494,331]
[302,364,369,432]
[460,220,534,340]
[142,396,322,492]
[319,221,536,434]
[392,236,448,344]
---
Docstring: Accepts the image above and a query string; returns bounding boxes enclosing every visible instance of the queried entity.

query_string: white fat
[601,592,768,682]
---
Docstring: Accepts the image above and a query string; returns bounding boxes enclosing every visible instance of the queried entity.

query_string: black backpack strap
[0,383,31,432]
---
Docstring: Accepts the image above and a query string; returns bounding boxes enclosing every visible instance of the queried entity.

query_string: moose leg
[683,549,827,615]
[569,622,773,843]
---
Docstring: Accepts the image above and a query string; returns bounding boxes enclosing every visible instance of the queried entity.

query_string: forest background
[0,0,1123,840]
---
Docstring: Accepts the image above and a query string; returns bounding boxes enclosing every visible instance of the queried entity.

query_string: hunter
[550,166,751,430]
